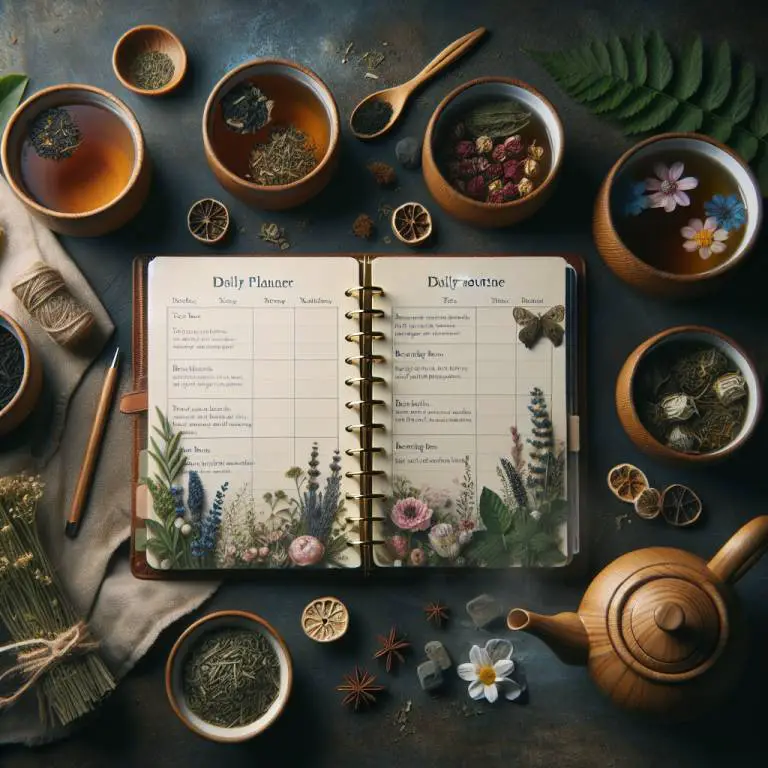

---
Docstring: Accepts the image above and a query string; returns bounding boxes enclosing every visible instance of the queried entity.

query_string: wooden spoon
[349,27,487,140]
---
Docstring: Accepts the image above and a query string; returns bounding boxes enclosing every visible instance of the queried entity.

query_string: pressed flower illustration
[621,180,650,216]
[457,639,525,703]
[703,193,746,232]
[390,497,433,531]
[645,162,698,212]
[681,217,729,260]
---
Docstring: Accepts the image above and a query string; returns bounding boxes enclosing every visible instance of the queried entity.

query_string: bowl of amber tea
[595,133,762,295]
[616,325,762,464]
[1,84,150,237]
[166,610,293,743]
[203,58,340,210]
[422,77,564,227]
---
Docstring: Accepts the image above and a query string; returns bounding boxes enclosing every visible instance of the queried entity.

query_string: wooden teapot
[507,516,768,718]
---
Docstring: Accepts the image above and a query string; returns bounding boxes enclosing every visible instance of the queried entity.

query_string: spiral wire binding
[345,259,386,566]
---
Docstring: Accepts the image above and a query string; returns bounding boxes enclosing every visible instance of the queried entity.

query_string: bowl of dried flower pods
[422,77,564,227]
[616,325,762,463]
[0,309,42,436]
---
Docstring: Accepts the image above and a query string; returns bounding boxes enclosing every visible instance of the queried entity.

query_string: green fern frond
[526,31,768,194]
[148,408,186,487]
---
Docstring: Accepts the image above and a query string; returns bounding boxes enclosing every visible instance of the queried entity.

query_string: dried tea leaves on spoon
[221,82,274,133]
[352,99,393,136]
[247,125,318,186]
[182,628,280,728]
[29,107,81,160]
[129,50,175,90]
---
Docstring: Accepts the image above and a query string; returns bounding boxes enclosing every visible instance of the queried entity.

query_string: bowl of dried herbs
[0,308,43,437]
[112,25,187,96]
[202,58,340,210]
[422,77,564,227]
[616,325,762,463]
[166,610,293,742]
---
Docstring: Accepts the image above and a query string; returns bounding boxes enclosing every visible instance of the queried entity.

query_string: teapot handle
[708,516,768,584]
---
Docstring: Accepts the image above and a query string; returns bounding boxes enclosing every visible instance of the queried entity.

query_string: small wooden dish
[594,133,762,296]
[187,198,230,244]
[166,610,292,743]
[112,25,187,96]
[615,325,762,464]
[0,309,43,437]
[422,77,564,228]
[391,201,432,246]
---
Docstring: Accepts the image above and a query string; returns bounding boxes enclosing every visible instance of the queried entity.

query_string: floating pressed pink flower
[645,161,698,212]
[681,217,729,260]
[390,497,433,531]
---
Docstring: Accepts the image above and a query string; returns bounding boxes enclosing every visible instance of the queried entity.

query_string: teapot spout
[507,608,588,665]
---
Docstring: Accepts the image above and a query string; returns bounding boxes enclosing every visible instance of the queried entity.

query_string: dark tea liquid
[20,103,135,213]
[211,74,330,182]
[613,149,746,275]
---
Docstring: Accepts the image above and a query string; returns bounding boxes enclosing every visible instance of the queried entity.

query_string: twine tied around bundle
[0,621,99,708]
[11,261,95,348]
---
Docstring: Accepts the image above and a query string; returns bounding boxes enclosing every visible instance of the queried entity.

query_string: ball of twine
[11,261,95,348]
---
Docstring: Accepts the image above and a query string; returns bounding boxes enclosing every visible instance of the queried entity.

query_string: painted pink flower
[645,162,698,212]
[681,217,729,260]
[390,497,433,531]
[409,548,427,566]
[257,546,270,558]
[387,534,409,559]
[288,535,325,566]
[242,547,258,563]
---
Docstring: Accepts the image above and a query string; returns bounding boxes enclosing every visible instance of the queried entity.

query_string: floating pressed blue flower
[703,194,746,232]
[620,181,650,216]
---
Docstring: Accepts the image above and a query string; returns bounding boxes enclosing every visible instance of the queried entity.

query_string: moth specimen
[513,305,565,349]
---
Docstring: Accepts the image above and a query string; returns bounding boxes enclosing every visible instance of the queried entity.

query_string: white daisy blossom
[645,161,698,212]
[457,639,525,703]
[681,217,729,260]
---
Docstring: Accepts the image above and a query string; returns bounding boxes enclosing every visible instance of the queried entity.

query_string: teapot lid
[607,564,729,682]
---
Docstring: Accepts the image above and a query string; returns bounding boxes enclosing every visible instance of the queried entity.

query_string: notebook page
[145,256,360,570]
[371,256,570,568]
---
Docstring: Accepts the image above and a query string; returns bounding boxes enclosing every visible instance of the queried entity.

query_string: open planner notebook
[134,254,582,574]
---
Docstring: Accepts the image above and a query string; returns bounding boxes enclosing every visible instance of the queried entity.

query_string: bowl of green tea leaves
[166,610,292,742]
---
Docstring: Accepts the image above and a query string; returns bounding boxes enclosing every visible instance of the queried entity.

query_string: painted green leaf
[628,32,647,85]
[749,102,768,138]
[622,94,679,134]
[697,40,731,111]
[646,31,673,91]
[723,62,755,124]
[607,36,628,81]
[464,532,508,567]
[672,36,703,100]
[0,74,28,137]
[478,487,513,535]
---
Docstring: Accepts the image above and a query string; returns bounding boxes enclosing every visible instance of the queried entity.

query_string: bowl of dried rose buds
[422,77,564,227]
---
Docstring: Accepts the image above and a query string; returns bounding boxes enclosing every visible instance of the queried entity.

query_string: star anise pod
[423,601,450,627]
[336,666,385,710]
[373,626,410,672]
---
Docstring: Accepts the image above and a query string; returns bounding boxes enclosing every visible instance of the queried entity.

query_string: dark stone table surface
[1,0,767,765]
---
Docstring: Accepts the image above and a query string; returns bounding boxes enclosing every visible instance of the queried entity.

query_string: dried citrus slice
[633,487,662,520]
[301,596,349,642]
[661,484,702,527]
[391,201,432,246]
[607,463,649,503]
[187,198,229,244]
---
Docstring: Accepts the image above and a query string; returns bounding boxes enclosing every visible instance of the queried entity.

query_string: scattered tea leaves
[247,125,318,185]
[259,222,290,250]
[29,107,81,160]
[129,50,175,90]
[221,82,274,134]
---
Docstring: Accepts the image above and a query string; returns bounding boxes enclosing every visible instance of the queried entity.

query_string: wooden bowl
[616,325,762,464]
[202,59,340,210]
[166,610,292,743]
[112,25,187,96]
[594,133,762,296]
[422,77,564,228]
[0,309,43,437]
[0,84,151,236]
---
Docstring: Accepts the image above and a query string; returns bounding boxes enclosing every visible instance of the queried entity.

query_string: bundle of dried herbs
[0,327,24,410]
[182,628,280,727]
[28,107,81,161]
[639,343,748,454]
[221,82,274,134]
[129,50,175,90]
[0,475,115,727]
[247,125,318,186]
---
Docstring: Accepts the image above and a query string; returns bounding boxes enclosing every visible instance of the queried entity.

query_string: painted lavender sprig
[192,482,229,559]
[307,449,342,543]
[499,457,528,511]
[526,388,554,500]
[187,471,205,521]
